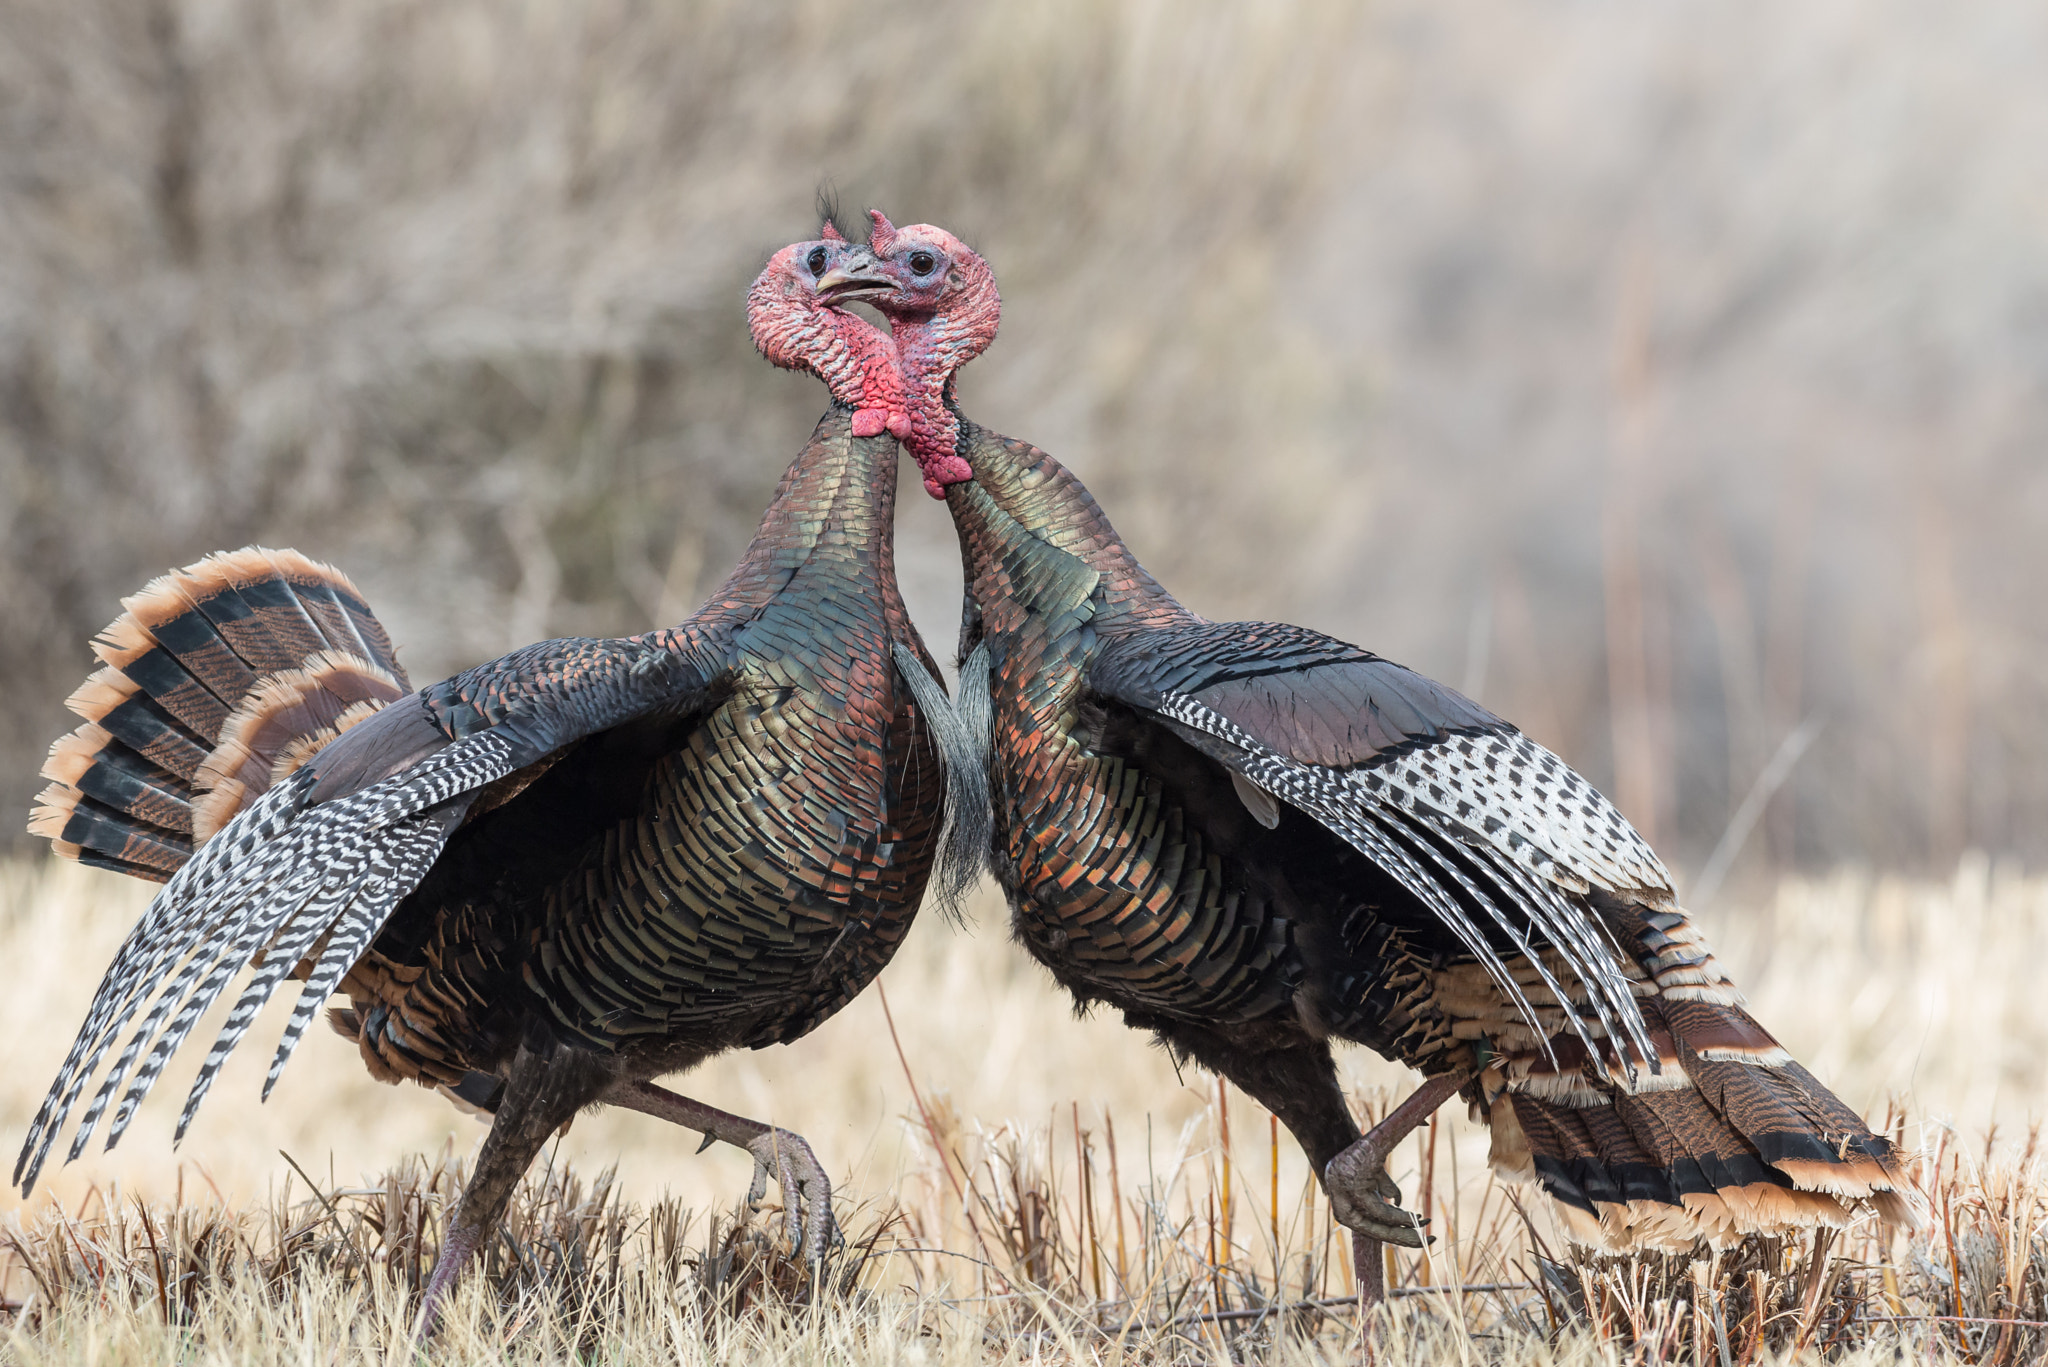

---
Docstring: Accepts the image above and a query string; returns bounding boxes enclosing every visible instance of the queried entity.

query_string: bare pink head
[746,224,911,441]
[860,211,1002,497]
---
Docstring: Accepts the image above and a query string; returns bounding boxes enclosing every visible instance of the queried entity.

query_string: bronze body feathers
[19,410,948,1195]
[940,417,1916,1248]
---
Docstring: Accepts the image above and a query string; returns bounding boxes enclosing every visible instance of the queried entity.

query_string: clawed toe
[1325,1143,1427,1249]
[745,1128,836,1262]
[1330,1192,1428,1246]
[1342,1205,1429,1246]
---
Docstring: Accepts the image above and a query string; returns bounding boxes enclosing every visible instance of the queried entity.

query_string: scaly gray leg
[1324,1071,1471,1310]
[603,1079,835,1266]
[414,1046,609,1340]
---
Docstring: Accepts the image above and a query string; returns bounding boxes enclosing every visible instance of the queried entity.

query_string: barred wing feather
[1091,624,1669,1076]
[14,732,517,1193]
[16,634,719,1194]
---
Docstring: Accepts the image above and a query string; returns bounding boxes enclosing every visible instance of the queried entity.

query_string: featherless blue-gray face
[859,210,999,327]
[859,234,951,315]
[747,228,888,372]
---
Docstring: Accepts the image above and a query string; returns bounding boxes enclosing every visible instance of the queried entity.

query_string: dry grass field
[3,854,2046,1362]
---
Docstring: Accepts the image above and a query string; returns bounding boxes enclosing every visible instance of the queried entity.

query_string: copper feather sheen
[940,416,1918,1247]
[18,410,952,1195]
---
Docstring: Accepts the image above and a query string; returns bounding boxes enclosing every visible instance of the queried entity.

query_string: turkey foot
[1324,1071,1471,1307]
[604,1079,836,1263]
[1326,1147,1417,1245]
[742,1127,836,1259]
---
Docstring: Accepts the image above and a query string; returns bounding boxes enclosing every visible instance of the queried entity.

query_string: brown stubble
[3,854,2047,1360]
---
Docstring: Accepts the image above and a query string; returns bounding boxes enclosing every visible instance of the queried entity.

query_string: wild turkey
[852,212,1920,1301]
[17,228,978,1329]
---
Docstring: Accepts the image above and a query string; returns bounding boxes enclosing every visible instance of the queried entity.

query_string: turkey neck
[940,416,1194,642]
[679,406,913,637]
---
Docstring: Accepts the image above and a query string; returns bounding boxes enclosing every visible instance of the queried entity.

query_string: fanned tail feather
[1481,994,1922,1249]
[30,547,410,884]
[13,731,518,1194]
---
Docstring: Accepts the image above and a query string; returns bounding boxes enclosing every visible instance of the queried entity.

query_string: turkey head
[747,226,909,440]
[855,210,1001,497]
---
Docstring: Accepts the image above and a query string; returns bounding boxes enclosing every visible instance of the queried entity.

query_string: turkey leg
[1149,1029,1389,1262]
[1324,1070,1471,1309]
[1149,1028,1474,1308]
[603,1079,835,1264]
[414,1045,611,1340]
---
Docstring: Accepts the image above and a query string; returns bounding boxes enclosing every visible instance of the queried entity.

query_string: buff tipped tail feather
[29,547,409,882]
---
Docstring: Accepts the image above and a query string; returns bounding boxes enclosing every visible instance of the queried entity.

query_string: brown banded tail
[29,547,410,881]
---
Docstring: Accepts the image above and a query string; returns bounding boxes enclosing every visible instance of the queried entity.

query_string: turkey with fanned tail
[849,210,1920,1306]
[18,224,987,1334]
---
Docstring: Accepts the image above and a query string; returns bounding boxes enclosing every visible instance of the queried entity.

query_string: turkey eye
[807,247,829,276]
[910,252,937,275]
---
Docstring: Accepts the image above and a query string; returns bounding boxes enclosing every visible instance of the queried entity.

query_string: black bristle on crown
[816,183,845,239]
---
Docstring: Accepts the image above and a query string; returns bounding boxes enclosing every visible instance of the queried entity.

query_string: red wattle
[887,413,912,440]
[920,453,973,497]
[851,409,887,438]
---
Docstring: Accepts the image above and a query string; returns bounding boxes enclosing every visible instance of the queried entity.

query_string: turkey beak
[815,256,893,304]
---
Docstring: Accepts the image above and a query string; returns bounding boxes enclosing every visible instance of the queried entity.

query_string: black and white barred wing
[11,738,510,1192]
[1089,622,1674,1073]
[15,636,718,1194]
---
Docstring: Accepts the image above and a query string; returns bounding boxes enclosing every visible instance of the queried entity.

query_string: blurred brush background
[4,0,2046,883]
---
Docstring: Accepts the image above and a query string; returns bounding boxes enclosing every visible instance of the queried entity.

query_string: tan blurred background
[4,0,2046,889]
